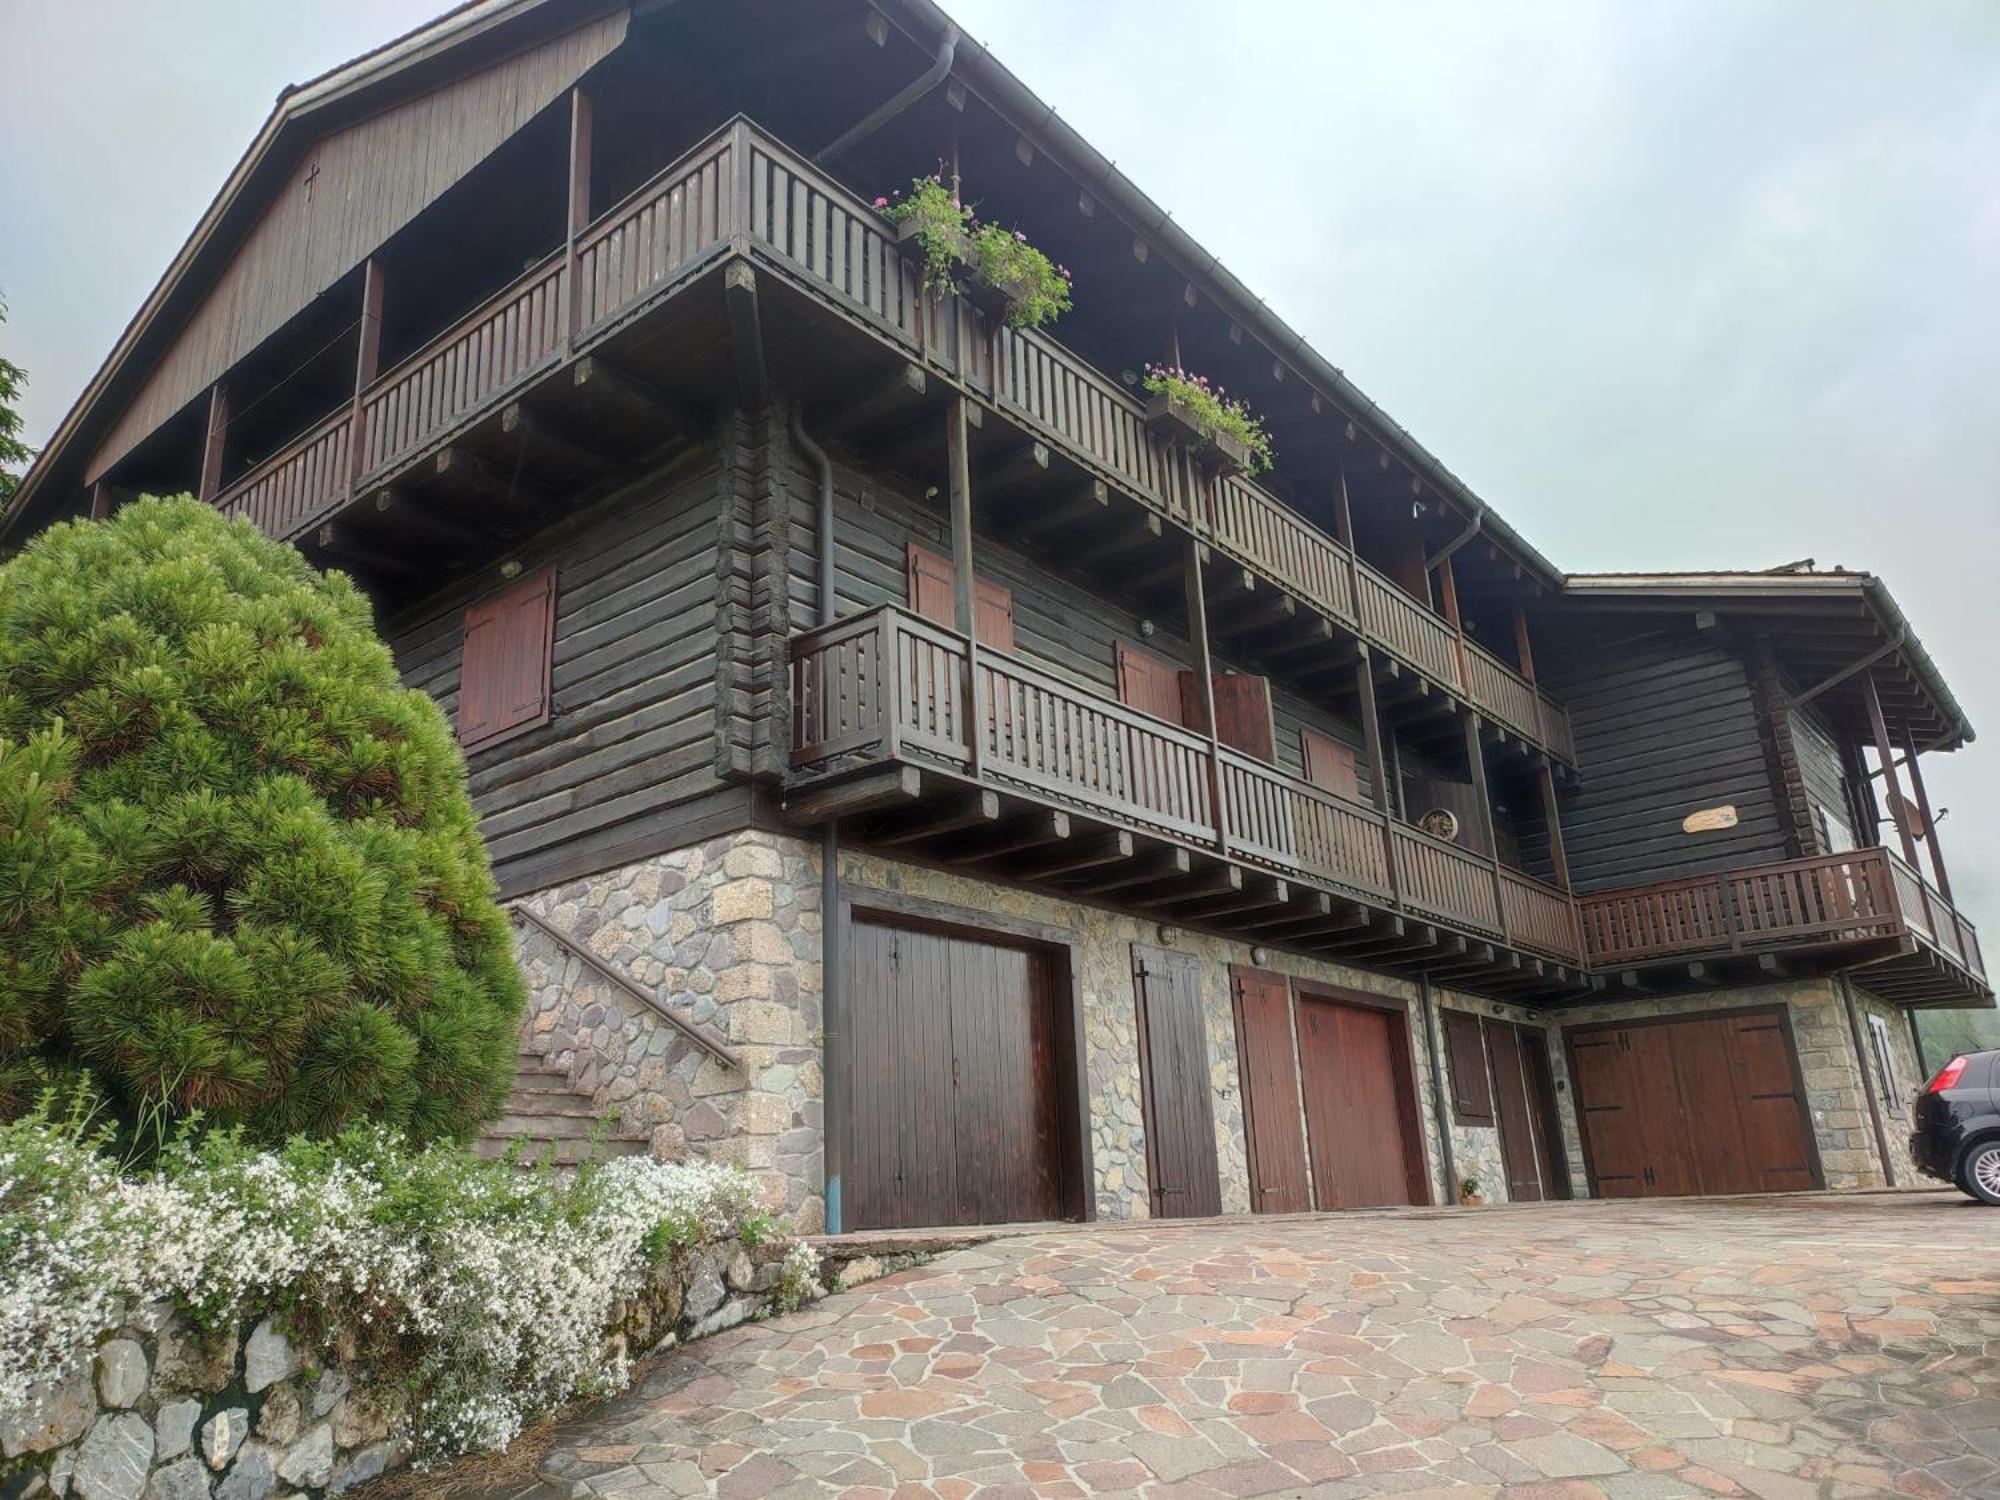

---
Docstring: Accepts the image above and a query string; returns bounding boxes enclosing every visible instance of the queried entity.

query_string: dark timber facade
[10,0,1987,1231]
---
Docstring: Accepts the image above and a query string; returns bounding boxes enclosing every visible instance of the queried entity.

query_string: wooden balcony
[204,116,1577,768]
[787,605,1588,997]
[1577,849,1988,1006]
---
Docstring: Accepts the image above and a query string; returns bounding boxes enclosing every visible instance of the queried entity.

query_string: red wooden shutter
[1301,728,1360,800]
[1116,641,1189,726]
[1442,1008,1494,1126]
[907,543,1013,650]
[1210,674,1276,762]
[458,566,556,750]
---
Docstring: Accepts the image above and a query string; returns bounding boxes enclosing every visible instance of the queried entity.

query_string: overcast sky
[3,0,1997,939]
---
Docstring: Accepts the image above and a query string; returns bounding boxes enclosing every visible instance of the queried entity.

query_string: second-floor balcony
[202,116,1577,767]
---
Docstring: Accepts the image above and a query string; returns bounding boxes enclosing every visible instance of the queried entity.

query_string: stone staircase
[472,1049,653,1168]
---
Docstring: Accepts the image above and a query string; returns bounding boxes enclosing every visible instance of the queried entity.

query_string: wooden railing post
[1461,711,1510,942]
[198,383,229,502]
[563,87,593,352]
[347,257,384,489]
[947,398,983,781]
[878,609,901,760]
[1184,534,1227,853]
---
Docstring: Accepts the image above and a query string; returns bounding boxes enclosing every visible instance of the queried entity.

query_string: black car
[1911,1048,2000,1203]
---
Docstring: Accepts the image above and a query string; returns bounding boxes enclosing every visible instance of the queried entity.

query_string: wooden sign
[1682,805,1739,834]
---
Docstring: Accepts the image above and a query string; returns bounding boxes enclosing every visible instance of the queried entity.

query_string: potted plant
[876,176,1073,330]
[1141,364,1275,477]
[1459,1176,1485,1207]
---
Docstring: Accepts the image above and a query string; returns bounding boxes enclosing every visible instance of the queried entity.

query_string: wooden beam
[944,809,1070,864]
[348,257,386,484]
[502,401,624,477]
[1864,671,1923,873]
[571,356,701,436]
[365,488,484,551]
[723,260,767,406]
[1129,863,1243,910]
[1011,479,1109,539]
[982,439,1051,495]
[1899,718,1954,900]
[866,790,1000,847]
[1185,535,1225,851]
[1539,763,1572,891]
[1173,878,1291,920]
[1069,846,1192,894]
[433,446,549,510]
[312,523,421,579]
[1010,830,1135,879]
[784,766,922,822]
[823,364,927,439]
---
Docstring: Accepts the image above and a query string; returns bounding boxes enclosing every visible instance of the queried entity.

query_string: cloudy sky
[4,0,1997,936]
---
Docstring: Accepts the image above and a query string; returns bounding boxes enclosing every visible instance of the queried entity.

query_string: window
[1866,1012,1905,1118]
[906,542,1014,651]
[1442,1008,1494,1126]
[458,566,556,751]
[1301,728,1360,800]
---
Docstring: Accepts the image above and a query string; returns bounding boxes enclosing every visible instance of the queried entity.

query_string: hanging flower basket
[877,177,1072,330]
[1141,365,1274,477]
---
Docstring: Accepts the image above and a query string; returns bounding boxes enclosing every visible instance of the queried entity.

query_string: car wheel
[1959,1142,2000,1205]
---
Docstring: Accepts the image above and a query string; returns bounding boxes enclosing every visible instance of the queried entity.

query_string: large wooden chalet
[9,0,1986,1232]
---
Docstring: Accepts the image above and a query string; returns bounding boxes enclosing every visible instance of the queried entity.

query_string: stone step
[469,1133,651,1166]
[485,1111,610,1140]
[499,1095,605,1121]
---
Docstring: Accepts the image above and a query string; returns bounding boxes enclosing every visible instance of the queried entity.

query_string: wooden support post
[1463,711,1510,940]
[1184,535,1227,853]
[1864,671,1923,873]
[1436,553,1469,693]
[947,397,982,781]
[563,87,593,350]
[1514,604,1537,681]
[89,483,112,520]
[1354,647,1399,905]
[348,256,384,486]
[1899,720,1953,901]
[198,383,229,501]
[1538,762,1571,890]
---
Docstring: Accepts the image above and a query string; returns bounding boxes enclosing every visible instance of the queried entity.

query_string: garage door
[1296,990,1429,1209]
[845,916,1072,1230]
[1568,1010,1818,1197]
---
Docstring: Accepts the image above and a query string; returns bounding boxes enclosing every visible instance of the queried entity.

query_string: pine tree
[0,495,524,1143]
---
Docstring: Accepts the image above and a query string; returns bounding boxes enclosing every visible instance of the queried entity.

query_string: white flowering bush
[0,1094,766,1460]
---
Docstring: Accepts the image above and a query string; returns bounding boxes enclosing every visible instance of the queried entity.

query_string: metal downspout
[1425,506,1484,573]
[817,24,959,165]
[1419,977,1459,1206]
[791,402,844,1233]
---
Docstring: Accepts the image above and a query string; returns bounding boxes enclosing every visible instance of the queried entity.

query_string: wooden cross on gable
[302,158,321,202]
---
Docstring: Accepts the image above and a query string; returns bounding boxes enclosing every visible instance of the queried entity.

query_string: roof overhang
[1561,571,1974,751]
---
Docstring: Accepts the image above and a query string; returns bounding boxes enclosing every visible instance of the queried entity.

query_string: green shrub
[0,495,523,1144]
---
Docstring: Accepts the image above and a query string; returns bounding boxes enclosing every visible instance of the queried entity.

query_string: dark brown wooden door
[1569,1011,1816,1199]
[1521,1028,1572,1200]
[846,918,1066,1230]
[1132,947,1223,1218]
[1486,1020,1545,1203]
[1230,966,1310,1214]
[1297,996,1427,1209]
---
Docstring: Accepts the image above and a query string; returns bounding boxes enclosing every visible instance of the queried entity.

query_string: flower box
[1144,390,1252,477]
[891,220,1034,322]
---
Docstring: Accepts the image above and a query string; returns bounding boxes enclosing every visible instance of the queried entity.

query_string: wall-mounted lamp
[1249,946,1270,966]
[499,559,523,579]
[1157,924,1181,945]
[1139,619,1157,639]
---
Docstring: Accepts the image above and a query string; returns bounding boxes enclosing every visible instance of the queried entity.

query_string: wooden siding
[387,447,729,895]
[1791,699,1859,852]
[89,8,627,482]
[1540,624,1789,892]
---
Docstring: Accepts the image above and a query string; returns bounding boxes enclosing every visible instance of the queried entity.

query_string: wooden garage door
[1133,947,1224,1218]
[1297,991,1429,1209]
[1231,966,1310,1214]
[1569,1009,1818,1198]
[846,917,1069,1230]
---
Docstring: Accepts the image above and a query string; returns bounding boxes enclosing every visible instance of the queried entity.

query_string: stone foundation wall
[0,1239,801,1500]
[515,832,827,1230]
[835,849,1448,1220]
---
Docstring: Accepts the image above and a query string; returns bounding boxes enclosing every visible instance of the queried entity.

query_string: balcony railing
[208,116,1576,763]
[1576,848,1986,988]
[791,605,1580,961]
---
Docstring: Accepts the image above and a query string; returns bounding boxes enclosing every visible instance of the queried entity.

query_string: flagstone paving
[492,1192,2000,1497]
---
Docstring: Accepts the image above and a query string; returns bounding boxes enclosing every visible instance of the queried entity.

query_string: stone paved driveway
[503,1193,2000,1498]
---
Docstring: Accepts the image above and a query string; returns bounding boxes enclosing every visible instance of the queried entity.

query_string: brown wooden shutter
[1210,673,1276,762]
[907,542,1013,650]
[458,566,556,751]
[1442,1008,1494,1126]
[1116,641,1189,726]
[1301,728,1360,799]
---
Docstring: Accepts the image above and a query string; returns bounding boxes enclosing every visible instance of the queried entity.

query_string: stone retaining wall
[0,1238,805,1500]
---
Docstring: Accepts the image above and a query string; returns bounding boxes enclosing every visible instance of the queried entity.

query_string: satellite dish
[1419,808,1461,843]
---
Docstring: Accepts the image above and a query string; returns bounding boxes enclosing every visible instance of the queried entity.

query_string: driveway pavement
[502,1192,2000,1498]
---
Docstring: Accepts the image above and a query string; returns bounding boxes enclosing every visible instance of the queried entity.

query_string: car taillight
[1927,1056,1969,1094]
